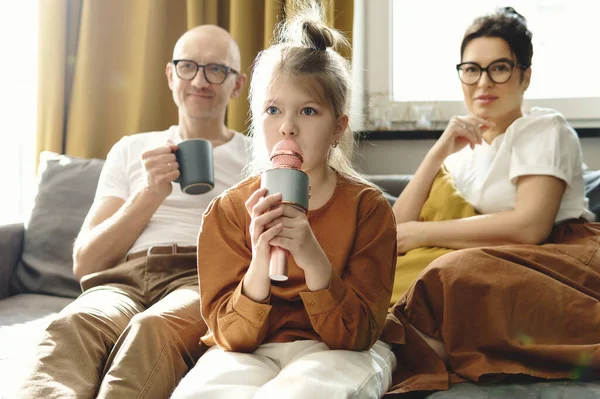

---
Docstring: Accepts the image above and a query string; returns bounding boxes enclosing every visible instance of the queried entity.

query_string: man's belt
[126,244,197,261]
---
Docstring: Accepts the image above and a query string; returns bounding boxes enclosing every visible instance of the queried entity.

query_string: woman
[384,7,600,395]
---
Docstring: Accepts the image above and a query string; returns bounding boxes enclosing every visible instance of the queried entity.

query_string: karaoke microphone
[261,139,310,281]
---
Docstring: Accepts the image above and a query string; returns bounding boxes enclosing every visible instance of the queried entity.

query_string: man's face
[167,32,241,121]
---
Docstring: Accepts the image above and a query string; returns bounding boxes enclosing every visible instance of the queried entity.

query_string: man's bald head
[167,24,247,125]
[173,25,241,70]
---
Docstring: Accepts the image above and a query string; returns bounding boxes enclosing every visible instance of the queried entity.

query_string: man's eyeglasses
[172,60,239,84]
[456,58,525,85]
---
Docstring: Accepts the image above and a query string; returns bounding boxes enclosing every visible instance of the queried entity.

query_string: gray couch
[1,152,600,398]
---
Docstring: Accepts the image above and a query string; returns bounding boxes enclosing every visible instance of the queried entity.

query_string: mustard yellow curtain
[323,0,354,59]
[37,0,353,161]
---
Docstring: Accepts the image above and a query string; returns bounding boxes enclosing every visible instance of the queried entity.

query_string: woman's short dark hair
[460,7,533,69]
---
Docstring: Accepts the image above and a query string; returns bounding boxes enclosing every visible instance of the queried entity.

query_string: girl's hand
[266,205,329,275]
[431,115,495,160]
[396,221,426,254]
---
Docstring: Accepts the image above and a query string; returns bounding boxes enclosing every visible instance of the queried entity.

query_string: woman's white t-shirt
[444,107,593,223]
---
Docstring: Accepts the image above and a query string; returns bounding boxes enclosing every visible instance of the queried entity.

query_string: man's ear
[166,62,174,90]
[230,73,247,99]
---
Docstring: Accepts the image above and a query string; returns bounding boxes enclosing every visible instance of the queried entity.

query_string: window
[0,1,38,224]
[361,0,600,129]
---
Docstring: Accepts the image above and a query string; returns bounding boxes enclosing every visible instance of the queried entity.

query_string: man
[17,25,248,399]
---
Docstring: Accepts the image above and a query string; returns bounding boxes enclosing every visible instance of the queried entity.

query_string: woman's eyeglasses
[456,58,525,85]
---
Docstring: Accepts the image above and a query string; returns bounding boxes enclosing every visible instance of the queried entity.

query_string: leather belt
[126,244,197,261]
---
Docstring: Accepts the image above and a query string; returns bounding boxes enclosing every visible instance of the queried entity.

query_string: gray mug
[174,139,214,195]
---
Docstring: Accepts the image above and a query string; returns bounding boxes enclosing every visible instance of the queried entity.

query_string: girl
[384,7,600,395]
[172,3,398,399]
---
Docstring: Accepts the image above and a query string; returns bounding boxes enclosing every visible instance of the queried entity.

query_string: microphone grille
[270,139,303,169]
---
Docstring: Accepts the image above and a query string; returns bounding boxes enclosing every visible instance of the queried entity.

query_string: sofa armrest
[0,222,24,299]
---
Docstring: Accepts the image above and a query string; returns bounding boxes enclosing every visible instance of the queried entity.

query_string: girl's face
[460,37,531,122]
[259,74,347,173]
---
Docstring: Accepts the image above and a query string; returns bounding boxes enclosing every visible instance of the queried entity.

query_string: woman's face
[460,37,531,121]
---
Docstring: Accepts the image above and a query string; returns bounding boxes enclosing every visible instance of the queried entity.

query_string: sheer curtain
[0,1,38,224]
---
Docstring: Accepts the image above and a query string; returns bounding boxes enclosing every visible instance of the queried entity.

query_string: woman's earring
[332,140,339,148]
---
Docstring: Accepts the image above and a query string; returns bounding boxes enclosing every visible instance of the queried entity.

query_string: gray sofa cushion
[0,293,73,399]
[427,380,600,398]
[10,152,105,298]
[364,174,412,205]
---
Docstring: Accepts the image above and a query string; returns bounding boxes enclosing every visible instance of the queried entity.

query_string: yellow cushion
[390,166,478,305]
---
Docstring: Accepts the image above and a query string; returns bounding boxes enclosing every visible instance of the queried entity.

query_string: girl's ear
[333,114,349,143]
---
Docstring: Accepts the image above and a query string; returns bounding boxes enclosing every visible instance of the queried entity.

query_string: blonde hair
[244,1,373,188]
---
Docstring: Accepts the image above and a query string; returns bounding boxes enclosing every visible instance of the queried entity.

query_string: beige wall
[357,137,600,175]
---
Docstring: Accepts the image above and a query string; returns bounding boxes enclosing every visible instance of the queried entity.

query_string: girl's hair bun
[275,1,347,51]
